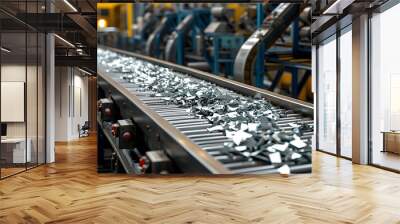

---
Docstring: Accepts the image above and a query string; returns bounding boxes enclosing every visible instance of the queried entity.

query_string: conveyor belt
[97,46,314,175]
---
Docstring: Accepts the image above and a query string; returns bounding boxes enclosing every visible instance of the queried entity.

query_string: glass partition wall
[316,25,353,159]
[0,1,46,179]
[339,27,352,159]
[317,35,337,155]
[315,0,400,172]
[370,3,400,171]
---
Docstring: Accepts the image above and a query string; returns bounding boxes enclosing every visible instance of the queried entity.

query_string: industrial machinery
[163,5,246,75]
[232,3,311,100]
[145,12,178,58]
[97,47,313,175]
[155,4,311,100]
[164,8,211,65]
[131,5,159,51]
[234,3,305,85]
[203,7,245,77]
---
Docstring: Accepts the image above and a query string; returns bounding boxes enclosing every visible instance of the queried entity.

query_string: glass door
[1,31,28,178]
[370,3,400,171]
[0,0,47,179]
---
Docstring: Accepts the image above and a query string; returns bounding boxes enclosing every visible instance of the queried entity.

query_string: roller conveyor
[97,46,314,175]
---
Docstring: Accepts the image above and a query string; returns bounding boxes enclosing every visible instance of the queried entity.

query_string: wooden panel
[384,132,400,154]
[88,76,97,132]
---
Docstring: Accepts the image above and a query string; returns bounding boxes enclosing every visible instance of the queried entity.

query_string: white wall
[54,67,89,141]
[73,73,89,137]
[55,66,69,141]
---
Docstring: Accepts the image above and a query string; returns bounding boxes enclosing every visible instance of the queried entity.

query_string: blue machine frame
[174,8,211,65]
[145,12,178,58]
[204,34,245,76]
[256,3,311,96]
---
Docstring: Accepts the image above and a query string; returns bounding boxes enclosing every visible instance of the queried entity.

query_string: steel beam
[55,55,96,70]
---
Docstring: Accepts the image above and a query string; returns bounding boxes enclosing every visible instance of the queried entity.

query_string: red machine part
[121,131,134,142]
[139,156,149,173]
[111,123,120,137]
[104,107,112,116]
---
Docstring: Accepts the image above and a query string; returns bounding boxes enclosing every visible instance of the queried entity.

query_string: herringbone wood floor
[1,135,400,224]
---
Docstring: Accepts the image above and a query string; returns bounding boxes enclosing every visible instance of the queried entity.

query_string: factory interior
[0,0,399,223]
[97,3,313,175]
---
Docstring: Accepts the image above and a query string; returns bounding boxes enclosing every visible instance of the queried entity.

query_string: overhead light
[54,34,75,48]
[1,47,11,53]
[63,0,78,12]
[76,48,86,55]
[78,67,93,76]
[98,19,107,29]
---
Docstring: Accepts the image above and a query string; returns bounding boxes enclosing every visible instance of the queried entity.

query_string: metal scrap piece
[232,130,253,145]
[278,164,290,175]
[272,143,289,152]
[290,138,307,149]
[269,152,282,164]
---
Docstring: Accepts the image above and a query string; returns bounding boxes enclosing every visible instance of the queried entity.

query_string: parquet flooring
[1,135,400,223]
[1,167,26,178]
